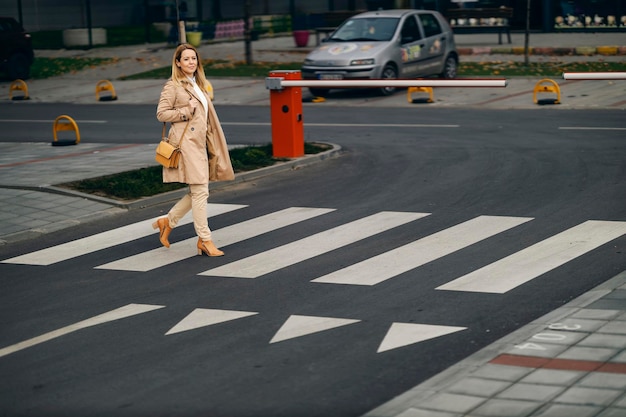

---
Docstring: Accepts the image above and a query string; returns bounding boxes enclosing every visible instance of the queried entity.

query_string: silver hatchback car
[301,9,458,96]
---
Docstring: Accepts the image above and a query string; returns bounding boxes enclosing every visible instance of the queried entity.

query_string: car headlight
[304,59,314,65]
[350,59,375,66]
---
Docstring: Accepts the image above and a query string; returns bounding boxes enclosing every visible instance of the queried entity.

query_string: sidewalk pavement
[365,269,626,417]
[2,32,624,105]
[0,32,625,417]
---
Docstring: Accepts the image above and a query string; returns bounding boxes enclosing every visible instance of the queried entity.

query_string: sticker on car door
[401,45,422,62]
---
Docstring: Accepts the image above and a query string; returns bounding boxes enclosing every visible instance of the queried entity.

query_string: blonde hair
[171,43,210,91]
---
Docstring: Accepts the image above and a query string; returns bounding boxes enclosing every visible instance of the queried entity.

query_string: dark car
[0,17,34,80]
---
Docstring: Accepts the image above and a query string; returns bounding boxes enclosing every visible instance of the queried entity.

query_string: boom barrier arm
[266,78,509,90]
[266,71,509,159]
[562,72,626,80]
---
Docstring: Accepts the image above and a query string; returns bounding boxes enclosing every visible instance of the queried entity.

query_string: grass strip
[62,166,187,200]
[30,57,118,79]
[120,59,307,80]
[61,142,330,200]
[458,60,625,77]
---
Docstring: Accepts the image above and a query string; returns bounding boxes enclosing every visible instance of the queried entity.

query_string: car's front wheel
[440,54,458,79]
[379,64,398,96]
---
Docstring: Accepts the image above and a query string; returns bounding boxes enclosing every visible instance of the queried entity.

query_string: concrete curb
[0,143,341,245]
[28,142,342,210]
[118,142,342,210]
[107,142,341,210]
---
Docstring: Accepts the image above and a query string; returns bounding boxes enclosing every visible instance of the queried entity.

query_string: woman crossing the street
[153,43,234,256]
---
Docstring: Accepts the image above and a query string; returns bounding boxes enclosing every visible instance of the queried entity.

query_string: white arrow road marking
[2,203,246,266]
[377,323,467,353]
[200,211,430,278]
[0,303,165,359]
[312,215,533,286]
[97,207,334,272]
[437,220,626,294]
[165,308,258,335]
[269,315,361,344]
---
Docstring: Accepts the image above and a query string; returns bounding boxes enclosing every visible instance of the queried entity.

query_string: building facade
[1,0,623,32]
[417,0,625,31]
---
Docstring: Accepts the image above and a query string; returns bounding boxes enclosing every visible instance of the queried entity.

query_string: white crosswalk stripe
[2,209,626,357]
[311,215,533,286]
[437,220,626,294]
[1,203,246,266]
[4,205,625,298]
[198,211,430,278]
[96,207,335,272]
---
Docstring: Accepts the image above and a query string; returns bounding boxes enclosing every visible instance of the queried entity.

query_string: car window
[0,19,21,34]
[400,15,421,44]
[331,17,399,42]
[419,13,443,38]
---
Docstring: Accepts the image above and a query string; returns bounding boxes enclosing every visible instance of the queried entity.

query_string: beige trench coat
[156,79,234,184]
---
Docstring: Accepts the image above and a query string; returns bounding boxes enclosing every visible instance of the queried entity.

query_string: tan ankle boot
[152,217,172,248]
[197,238,224,257]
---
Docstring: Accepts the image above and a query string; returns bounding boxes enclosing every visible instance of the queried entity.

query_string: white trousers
[167,184,212,241]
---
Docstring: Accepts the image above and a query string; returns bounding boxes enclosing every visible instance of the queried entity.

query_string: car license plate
[318,74,343,80]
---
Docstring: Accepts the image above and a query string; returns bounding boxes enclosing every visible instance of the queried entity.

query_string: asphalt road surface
[1,105,625,416]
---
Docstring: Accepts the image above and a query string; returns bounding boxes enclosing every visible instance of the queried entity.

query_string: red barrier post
[269,70,304,158]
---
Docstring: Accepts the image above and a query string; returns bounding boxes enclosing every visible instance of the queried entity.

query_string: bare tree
[524,0,530,66]
[212,0,223,20]
[244,0,253,64]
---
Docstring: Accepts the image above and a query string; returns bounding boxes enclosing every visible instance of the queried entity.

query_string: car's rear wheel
[379,64,398,96]
[309,88,330,97]
[7,53,31,80]
[440,55,458,79]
